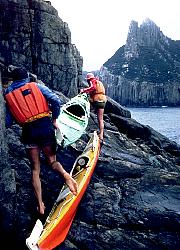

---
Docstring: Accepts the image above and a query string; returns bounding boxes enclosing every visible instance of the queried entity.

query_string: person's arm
[5,105,14,128]
[37,84,61,119]
[80,80,96,94]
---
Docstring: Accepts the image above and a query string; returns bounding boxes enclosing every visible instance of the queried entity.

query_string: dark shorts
[91,101,106,109]
[21,117,57,150]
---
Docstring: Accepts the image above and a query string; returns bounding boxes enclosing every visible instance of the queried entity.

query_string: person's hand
[53,119,59,129]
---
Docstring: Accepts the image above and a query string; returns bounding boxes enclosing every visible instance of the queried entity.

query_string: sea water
[128,107,180,145]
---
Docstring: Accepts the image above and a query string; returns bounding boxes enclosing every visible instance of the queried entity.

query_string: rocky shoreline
[0,95,179,250]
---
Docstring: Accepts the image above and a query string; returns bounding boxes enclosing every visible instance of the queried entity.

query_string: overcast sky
[50,0,180,71]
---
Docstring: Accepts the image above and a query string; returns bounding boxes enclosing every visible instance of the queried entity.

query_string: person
[4,67,78,215]
[80,73,107,142]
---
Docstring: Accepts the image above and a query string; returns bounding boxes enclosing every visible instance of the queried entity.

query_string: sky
[50,0,180,71]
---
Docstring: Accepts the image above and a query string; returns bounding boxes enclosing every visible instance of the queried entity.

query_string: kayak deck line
[42,160,91,235]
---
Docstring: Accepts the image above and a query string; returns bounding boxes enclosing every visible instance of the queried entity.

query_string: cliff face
[0,4,179,250]
[0,0,82,97]
[100,19,180,106]
[100,67,180,106]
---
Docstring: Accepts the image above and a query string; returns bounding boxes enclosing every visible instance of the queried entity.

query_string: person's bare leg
[97,108,105,140]
[27,147,45,215]
[42,145,78,195]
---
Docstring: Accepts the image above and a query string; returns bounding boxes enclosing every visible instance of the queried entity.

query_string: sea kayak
[56,93,90,147]
[26,131,100,250]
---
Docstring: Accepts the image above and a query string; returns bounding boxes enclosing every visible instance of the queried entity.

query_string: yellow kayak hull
[38,131,100,250]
